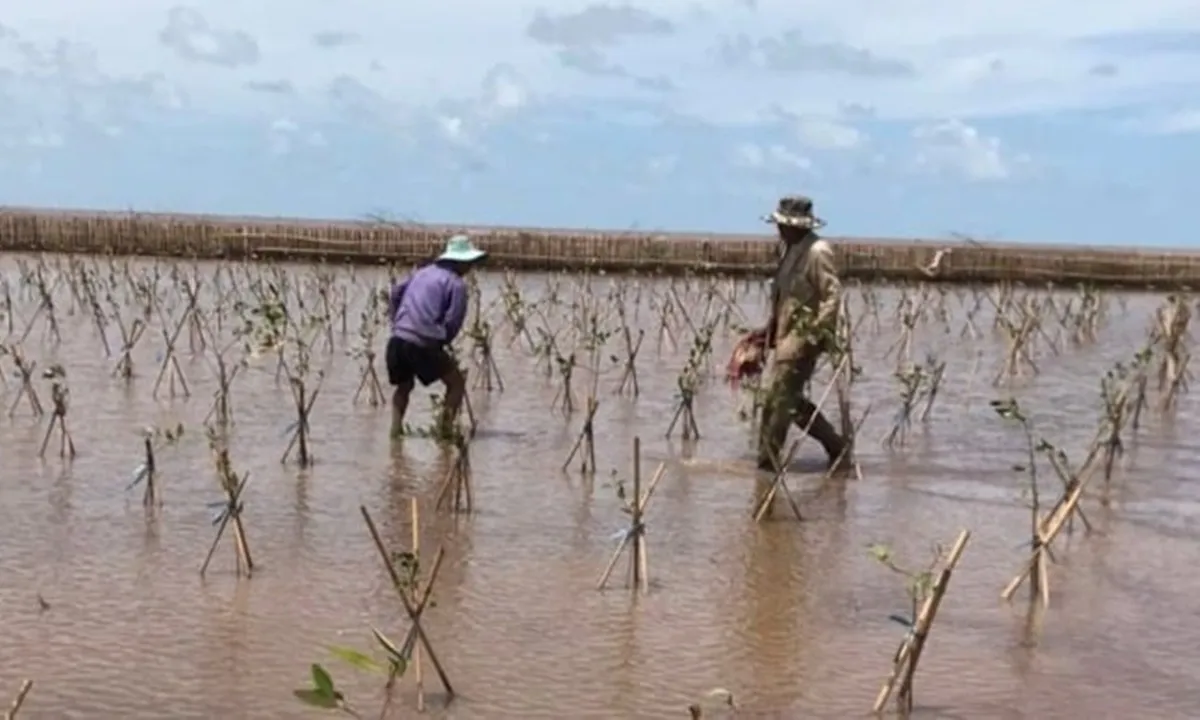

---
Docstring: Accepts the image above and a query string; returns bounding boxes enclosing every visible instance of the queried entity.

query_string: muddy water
[1,256,1199,719]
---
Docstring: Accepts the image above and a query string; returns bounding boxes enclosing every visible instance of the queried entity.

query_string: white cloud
[645,154,678,176]
[1139,109,1200,134]
[792,116,864,150]
[911,119,1027,181]
[267,117,324,155]
[733,142,813,173]
[3,0,1198,131]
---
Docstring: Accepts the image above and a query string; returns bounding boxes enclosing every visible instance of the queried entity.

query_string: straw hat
[763,195,826,230]
[436,234,488,263]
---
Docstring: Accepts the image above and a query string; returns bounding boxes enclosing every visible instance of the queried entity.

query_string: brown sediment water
[1,255,1199,719]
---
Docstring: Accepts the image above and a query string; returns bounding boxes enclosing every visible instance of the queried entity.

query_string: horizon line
[1,203,1196,257]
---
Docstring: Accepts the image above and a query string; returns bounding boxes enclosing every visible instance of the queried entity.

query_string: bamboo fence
[0,207,1198,289]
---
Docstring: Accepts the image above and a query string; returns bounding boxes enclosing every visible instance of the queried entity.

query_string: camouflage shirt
[772,235,842,349]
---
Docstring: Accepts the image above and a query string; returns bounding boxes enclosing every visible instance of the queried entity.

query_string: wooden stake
[873,530,971,714]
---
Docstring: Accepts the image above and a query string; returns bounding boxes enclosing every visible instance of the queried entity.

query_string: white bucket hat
[436,234,487,263]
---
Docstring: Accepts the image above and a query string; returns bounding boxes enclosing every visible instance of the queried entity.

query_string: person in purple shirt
[386,234,488,438]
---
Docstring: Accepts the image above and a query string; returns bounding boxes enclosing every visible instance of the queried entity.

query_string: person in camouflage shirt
[754,195,850,472]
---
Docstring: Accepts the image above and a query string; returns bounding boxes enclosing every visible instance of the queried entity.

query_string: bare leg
[391,379,414,438]
[438,364,466,436]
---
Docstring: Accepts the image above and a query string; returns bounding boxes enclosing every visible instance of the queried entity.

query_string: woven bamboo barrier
[0,207,1198,289]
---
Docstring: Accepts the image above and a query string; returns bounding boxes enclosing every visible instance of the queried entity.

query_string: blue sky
[1,2,1199,246]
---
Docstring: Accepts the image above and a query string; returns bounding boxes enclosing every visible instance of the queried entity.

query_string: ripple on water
[0,263,1196,717]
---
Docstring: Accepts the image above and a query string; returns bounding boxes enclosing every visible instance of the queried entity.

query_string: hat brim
[763,211,826,229]
[437,248,487,263]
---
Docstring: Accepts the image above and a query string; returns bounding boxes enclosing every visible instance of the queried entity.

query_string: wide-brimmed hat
[763,195,826,229]
[436,234,487,263]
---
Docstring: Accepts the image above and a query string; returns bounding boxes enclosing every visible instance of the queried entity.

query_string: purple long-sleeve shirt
[389,263,468,347]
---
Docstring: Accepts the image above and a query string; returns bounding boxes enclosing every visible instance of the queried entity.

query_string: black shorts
[386,337,453,387]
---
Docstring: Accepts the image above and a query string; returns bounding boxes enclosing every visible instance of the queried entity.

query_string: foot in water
[826,445,854,475]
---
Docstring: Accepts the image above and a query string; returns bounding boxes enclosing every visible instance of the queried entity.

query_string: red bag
[726,328,768,389]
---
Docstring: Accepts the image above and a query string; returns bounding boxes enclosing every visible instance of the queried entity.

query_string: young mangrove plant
[435,433,474,513]
[200,426,254,578]
[360,503,455,709]
[466,311,504,393]
[870,530,971,715]
[110,312,147,380]
[992,398,1099,609]
[350,305,387,407]
[990,398,1049,605]
[667,320,716,440]
[1151,294,1191,410]
[614,302,643,397]
[5,345,43,417]
[38,364,75,459]
[598,438,667,593]
[151,301,193,399]
[126,424,185,508]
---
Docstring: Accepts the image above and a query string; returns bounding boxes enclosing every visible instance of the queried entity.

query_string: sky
[1,2,1199,247]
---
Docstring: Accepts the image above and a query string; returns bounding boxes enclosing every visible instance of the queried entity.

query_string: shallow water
[1,256,1198,719]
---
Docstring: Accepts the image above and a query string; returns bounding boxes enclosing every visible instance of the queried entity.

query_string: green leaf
[867,543,892,563]
[388,656,409,679]
[293,689,339,709]
[371,626,405,664]
[327,645,384,674]
[310,663,336,698]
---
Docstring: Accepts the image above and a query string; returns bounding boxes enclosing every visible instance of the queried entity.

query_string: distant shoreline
[0,205,1196,289]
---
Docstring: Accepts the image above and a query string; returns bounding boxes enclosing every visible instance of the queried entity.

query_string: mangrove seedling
[360,505,455,708]
[991,397,1049,604]
[870,530,971,715]
[466,315,504,392]
[552,351,577,414]
[110,313,147,380]
[667,321,716,440]
[598,438,667,593]
[885,363,925,448]
[435,433,474,513]
[350,310,387,407]
[281,334,325,467]
[126,424,185,508]
[200,427,254,578]
[38,364,75,459]
[563,395,600,474]
[614,304,643,397]
[5,345,44,417]
[151,302,193,399]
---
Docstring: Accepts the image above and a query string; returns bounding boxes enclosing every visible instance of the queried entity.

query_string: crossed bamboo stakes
[361,504,455,709]
[873,530,971,715]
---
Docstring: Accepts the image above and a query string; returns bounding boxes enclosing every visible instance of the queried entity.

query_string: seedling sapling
[597,438,667,593]
[127,424,185,508]
[38,364,75,459]
[5,345,43,417]
[200,427,254,578]
[151,302,192,399]
[870,530,971,715]
[435,432,474,513]
[360,505,455,707]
